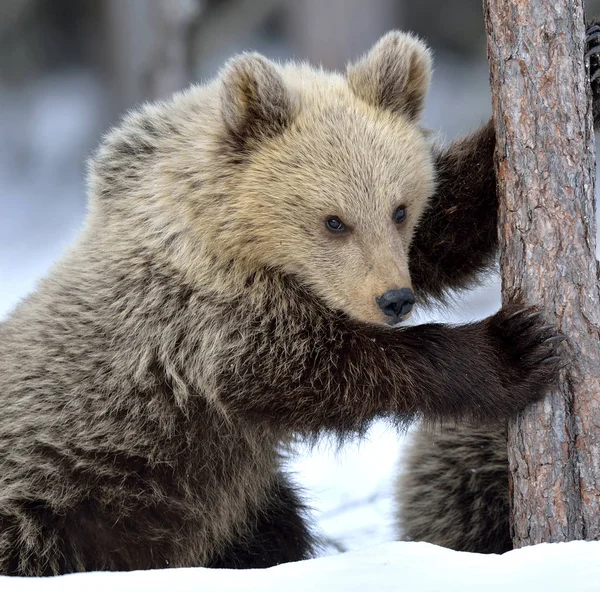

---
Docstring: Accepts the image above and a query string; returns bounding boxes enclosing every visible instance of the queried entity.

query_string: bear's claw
[586,21,600,81]
[585,44,600,58]
[587,23,600,37]
[487,305,564,405]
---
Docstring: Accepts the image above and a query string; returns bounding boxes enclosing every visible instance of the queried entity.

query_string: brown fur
[397,424,510,554]
[0,32,562,575]
[410,120,497,302]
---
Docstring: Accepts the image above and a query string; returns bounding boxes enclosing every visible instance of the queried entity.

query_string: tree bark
[484,0,600,546]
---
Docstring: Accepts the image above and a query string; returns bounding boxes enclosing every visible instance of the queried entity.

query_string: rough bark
[484,0,600,546]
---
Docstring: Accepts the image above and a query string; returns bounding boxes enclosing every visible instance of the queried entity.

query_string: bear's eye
[325,216,346,233]
[394,206,407,224]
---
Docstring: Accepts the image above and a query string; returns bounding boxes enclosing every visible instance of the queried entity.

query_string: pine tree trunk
[484,0,600,546]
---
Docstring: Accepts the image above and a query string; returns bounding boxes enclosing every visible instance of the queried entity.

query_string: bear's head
[90,32,434,326]
[216,32,434,325]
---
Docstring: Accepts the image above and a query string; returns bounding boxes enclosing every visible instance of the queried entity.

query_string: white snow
[291,422,408,553]
[2,541,599,592]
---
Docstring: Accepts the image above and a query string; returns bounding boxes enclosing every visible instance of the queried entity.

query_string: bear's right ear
[347,32,432,121]
[221,53,294,148]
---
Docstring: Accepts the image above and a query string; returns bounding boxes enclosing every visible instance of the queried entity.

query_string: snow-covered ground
[2,541,600,591]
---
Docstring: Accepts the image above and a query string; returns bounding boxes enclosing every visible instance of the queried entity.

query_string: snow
[291,422,408,553]
[2,541,600,591]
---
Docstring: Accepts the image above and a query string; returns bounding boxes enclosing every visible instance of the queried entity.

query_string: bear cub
[0,31,567,575]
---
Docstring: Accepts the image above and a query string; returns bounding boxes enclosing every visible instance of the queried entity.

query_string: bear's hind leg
[396,423,511,554]
[208,473,317,569]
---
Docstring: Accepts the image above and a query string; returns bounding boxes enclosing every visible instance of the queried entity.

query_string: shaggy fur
[397,425,510,554]
[410,120,497,302]
[0,31,562,575]
[396,20,600,555]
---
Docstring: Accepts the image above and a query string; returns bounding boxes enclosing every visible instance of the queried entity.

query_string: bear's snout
[376,288,415,322]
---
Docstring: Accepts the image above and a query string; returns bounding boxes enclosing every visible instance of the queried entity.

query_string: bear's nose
[376,288,415,319]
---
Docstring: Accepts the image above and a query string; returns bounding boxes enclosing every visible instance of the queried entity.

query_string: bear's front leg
[206,472,316,568]
[378,304,563,423]
[409,120,497,301]
[218,305,562,434]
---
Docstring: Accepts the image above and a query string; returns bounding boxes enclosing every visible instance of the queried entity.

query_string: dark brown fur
[397,424,510,554]
[411,121,497,302]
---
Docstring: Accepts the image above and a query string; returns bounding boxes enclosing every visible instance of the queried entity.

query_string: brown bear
[0,31,563,576]
[396,21,600,556]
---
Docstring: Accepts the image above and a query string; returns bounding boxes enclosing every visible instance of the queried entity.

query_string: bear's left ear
[221,53,295,147]
[347,32,432,121]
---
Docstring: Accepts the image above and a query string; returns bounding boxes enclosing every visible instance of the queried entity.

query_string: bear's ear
[221,53,294,147]
[347,32,432,121]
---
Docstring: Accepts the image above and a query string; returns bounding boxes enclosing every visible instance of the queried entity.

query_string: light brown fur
[89,37,434,327]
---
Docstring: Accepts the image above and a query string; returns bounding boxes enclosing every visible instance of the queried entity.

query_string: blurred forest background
[1,0,599,554]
